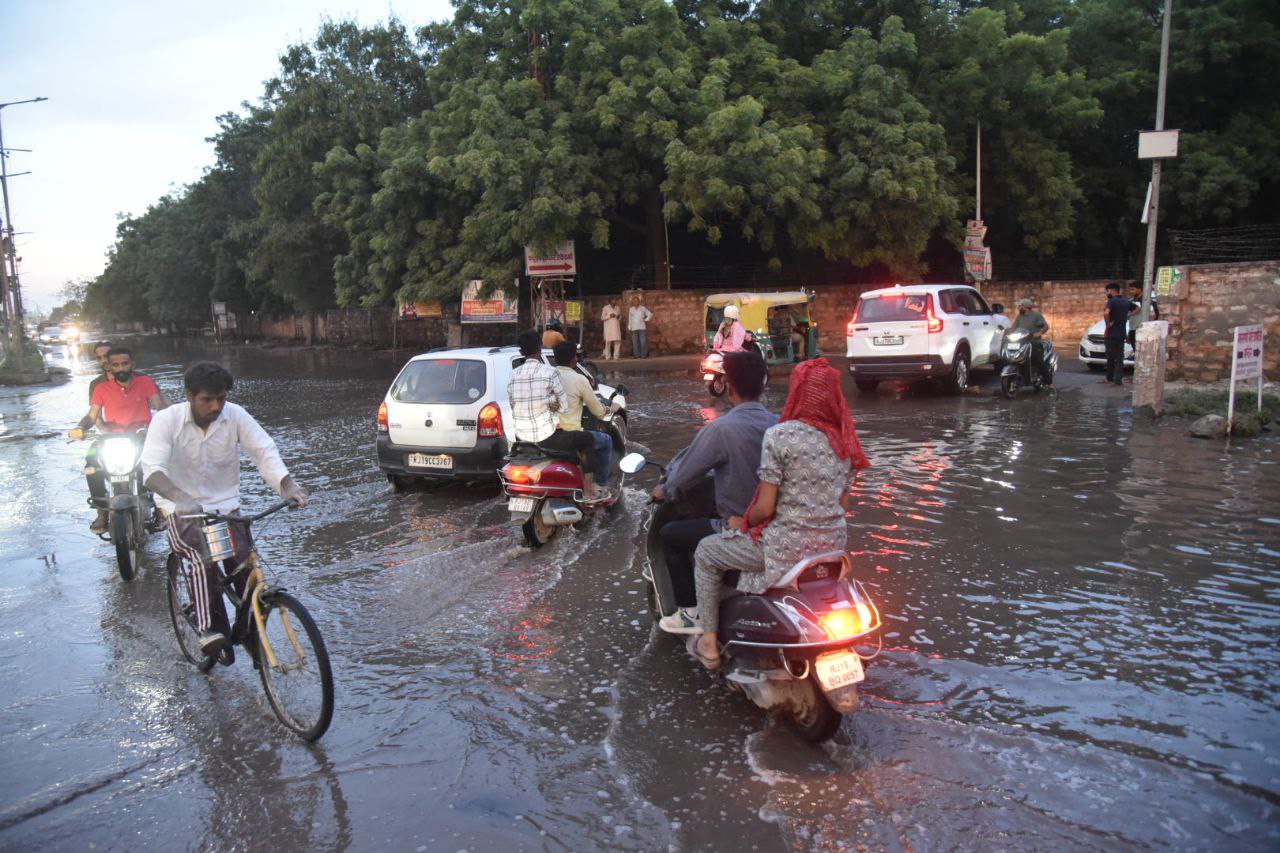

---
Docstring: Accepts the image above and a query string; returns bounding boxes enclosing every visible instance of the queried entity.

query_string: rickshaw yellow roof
[703,291,813,308]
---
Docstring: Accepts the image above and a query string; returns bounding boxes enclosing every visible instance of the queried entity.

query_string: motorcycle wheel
[708,375,726,397]
[1000,373,1020,400]
[111,510,137,581]
[789,679,843,742]
[521,508,557,548]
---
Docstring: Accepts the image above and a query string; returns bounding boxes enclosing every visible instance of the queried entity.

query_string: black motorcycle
[622,453,881,742]
[999,330,1058,399]
[90,430,160,580]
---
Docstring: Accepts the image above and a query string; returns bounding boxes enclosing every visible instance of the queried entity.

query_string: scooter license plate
[508,497,536,513]
[814,651,865,690]
[703,373,715,381]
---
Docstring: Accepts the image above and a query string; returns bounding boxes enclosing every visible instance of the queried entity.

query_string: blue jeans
[631,329,649,358]
[588,430,613,486]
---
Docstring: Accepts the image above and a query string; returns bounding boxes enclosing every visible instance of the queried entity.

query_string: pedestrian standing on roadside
[1102,282,1136,385]
[601,298,622,360]
[627,295,653,359]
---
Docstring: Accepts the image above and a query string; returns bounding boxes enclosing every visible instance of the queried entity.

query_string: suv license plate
[814,650,865,690]
[508,496,536,513]
[407,453,453,470]
[873,335,904,346]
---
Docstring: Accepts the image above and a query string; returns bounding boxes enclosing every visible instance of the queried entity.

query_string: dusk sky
[3,0,454,315]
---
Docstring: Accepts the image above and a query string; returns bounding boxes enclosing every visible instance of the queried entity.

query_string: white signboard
[1138,129,1180,159]
[1233,324,1264,381]
[525,241,576,277]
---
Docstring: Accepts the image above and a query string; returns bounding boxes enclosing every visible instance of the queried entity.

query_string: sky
[3,0,455,315]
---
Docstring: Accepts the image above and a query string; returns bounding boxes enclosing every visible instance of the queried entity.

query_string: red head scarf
[780,359,870,469]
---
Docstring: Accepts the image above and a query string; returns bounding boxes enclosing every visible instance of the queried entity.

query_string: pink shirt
[713,321,746,352]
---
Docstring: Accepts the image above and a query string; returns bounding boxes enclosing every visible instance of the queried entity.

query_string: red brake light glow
[478,402,503,437]
[926,294,943,334]
[505,464,541,484]
[377,401,389,433]
[820,607,868,641]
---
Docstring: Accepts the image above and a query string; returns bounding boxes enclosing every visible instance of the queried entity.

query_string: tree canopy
[84,1,1280,325]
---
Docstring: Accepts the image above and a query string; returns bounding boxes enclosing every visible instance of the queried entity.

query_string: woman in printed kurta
[688,359,870,668]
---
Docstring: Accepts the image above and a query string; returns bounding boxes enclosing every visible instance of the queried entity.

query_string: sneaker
[199,630,227,657]
[659,607,702,635]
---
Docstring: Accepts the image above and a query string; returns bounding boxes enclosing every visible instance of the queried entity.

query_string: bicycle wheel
[167,554,215,673]
[256,591,334,741]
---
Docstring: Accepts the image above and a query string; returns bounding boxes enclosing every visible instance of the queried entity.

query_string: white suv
[376,346,627,488]
[845,284,1009,394]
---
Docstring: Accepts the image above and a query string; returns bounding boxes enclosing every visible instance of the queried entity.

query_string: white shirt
[506,357,568,442]
[140,401,291,514]
[628,305,653,330]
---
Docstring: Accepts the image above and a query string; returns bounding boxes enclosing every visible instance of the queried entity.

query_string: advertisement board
[461,280,518,324]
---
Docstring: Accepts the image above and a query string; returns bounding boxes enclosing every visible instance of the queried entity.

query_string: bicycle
[166,499,334,741]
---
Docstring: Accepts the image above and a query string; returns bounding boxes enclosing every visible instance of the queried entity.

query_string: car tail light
[504,464,541,484]
[846,319,856,336]
[377,402,388,433]
[926,295,943,334]
[478,402,503,437]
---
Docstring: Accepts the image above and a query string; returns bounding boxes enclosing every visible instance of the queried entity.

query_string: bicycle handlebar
[182,498,298,525]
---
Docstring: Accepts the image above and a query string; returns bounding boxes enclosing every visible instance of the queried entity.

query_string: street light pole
[0,96,48,361]
[1139,0,1173,323]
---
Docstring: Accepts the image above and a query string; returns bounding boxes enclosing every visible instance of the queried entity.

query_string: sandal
[686,635,721,671]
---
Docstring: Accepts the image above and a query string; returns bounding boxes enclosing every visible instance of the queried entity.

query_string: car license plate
[814,650,865,690]
[703,373,715,381]
[508,496,536,513]
[873,335,904,346]
[407,453,453,470]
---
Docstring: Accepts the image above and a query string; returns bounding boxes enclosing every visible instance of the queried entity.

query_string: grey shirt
[664,401,778,520]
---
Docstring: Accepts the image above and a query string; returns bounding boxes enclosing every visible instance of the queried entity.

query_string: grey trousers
[693,530,766,634]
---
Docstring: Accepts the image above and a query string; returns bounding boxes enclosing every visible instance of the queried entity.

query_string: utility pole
[1139,0,1173,323]
[0,96,47,362]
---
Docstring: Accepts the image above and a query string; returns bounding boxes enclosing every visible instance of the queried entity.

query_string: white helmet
[723,305,740,320]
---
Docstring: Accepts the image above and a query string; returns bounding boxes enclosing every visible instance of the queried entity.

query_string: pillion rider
[68,346,170,533]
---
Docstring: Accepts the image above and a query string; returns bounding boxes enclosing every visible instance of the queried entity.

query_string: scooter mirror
[614,383,630,397]
[618,452,647,474]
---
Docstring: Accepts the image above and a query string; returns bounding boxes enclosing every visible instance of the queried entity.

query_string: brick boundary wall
[241,261,1278,381]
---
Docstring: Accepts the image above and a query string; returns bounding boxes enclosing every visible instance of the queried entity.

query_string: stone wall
[979,279,1124,349]
[1163,261,1279,381]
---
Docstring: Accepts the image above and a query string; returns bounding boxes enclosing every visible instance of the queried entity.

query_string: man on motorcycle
[712,304,746,352]
[542,320,566,350]
[68,346,170,533]
[508,330,603,500]
[654,350,776,634]
[689,359,870,669]
[1011,298,1050,377]
[141,362,309,658]
[87,340,113,400]
[552,340,621,497]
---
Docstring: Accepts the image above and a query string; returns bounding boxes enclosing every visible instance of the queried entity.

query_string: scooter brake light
[819,608,865,641]
[504,464,541,485]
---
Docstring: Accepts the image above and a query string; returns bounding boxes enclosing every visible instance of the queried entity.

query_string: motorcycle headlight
[100,436,139,476]
[1006,330,1028,343]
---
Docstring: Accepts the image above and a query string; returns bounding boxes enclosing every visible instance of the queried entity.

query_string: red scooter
[499,388,629,547]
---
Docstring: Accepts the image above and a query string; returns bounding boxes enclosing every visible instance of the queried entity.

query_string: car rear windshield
[855,294,929,323]
[391,359,487,404]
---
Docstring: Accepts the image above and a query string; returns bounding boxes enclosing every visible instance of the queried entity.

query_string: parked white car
[845,284,1009,393]
[1077,320,1134,370]
[376,345,627,488]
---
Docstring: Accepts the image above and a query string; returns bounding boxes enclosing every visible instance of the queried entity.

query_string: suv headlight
[100,436,139,476]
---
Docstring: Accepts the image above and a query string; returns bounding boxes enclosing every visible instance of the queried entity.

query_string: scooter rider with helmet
[713,304,747,352]
[1011,298,1050,378]
[652,350,776,633]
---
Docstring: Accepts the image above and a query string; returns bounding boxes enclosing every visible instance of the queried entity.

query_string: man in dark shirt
[1102,283,1137,385]
[652,351,777,633]
[86,340,113,401]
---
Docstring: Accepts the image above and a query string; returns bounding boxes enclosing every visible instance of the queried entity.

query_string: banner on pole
[461,280,518,324]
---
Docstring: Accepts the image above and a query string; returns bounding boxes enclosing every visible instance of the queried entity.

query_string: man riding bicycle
[69,346,170,533]
[140,362,309,658]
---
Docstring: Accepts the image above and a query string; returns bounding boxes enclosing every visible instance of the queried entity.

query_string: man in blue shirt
[1103,282,1137,385]
[652,351,777,633]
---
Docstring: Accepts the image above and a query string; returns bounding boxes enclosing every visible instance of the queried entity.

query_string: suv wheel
[945,349,970,394]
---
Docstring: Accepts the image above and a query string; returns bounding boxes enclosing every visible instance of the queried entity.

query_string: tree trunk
[645,189,670,290]
[304,309,316,346]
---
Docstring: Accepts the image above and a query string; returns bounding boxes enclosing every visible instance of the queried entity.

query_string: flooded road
[1,340,1277,850]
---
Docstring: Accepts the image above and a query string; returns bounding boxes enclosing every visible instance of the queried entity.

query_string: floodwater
[1,340,1277,851]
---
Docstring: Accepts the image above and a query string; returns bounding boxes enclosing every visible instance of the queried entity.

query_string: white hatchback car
[845,284,1009,394]
[1077,320,1135,371]
[376,346,627,488]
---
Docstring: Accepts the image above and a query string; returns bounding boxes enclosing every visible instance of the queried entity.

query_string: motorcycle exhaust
[541,499,583,526]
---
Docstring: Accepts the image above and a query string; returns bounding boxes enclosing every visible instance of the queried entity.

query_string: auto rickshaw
[703,290,819,366]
